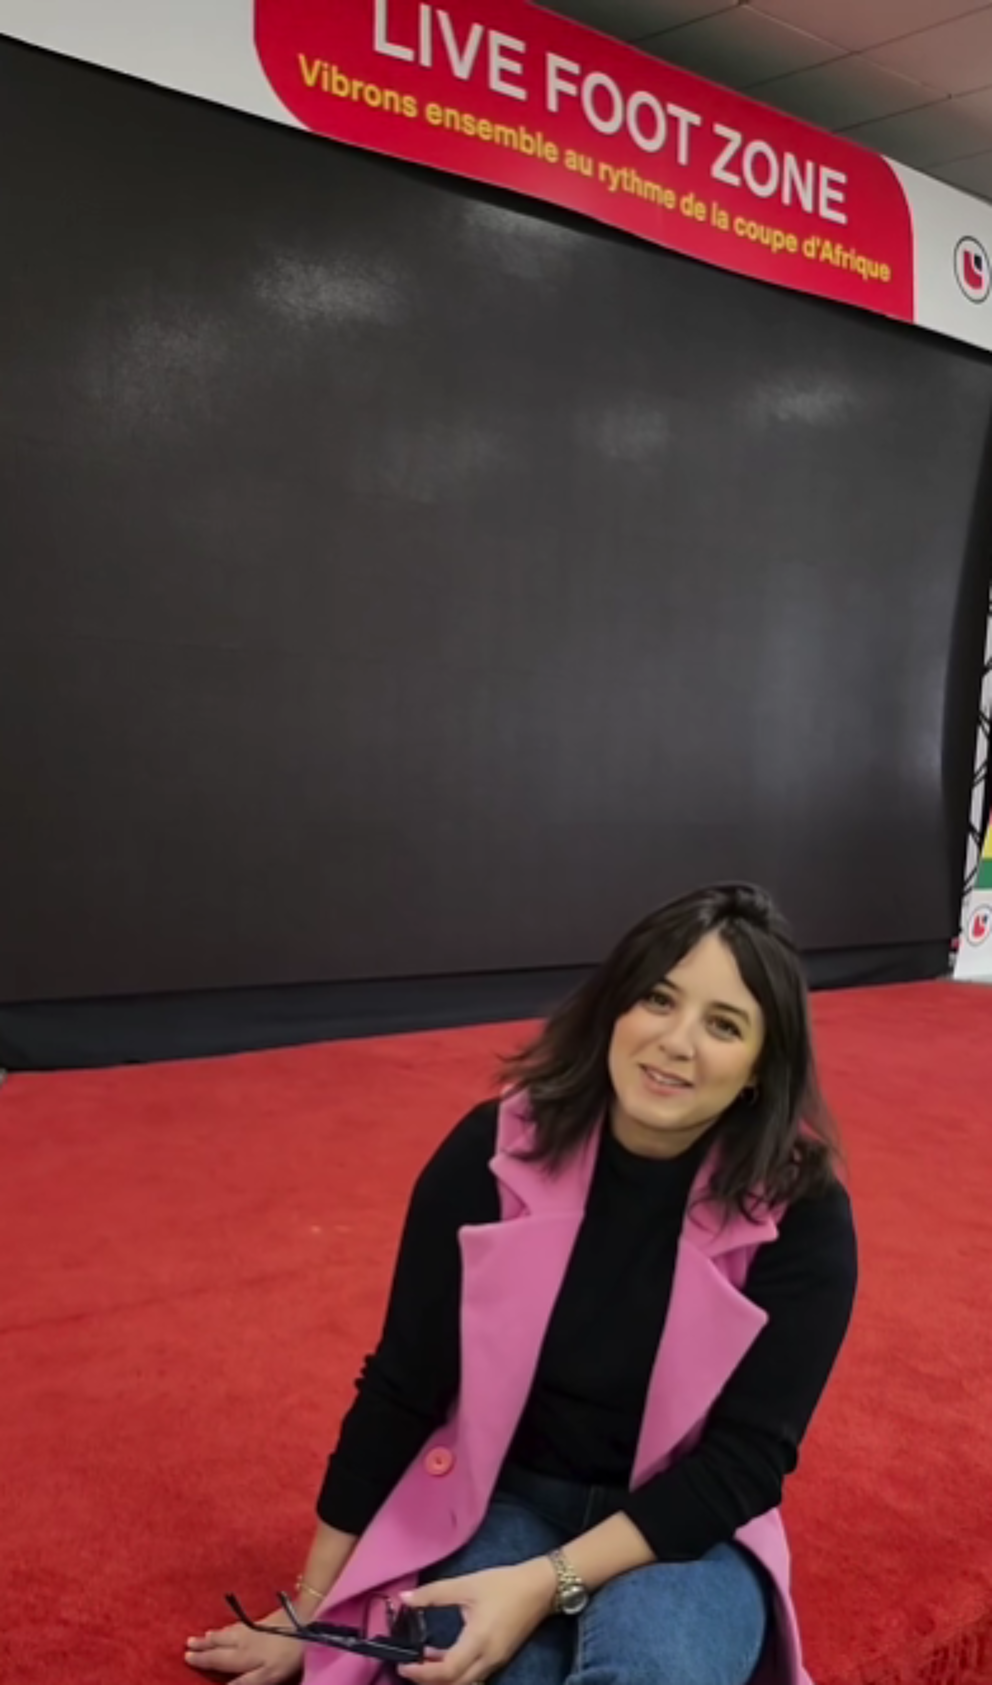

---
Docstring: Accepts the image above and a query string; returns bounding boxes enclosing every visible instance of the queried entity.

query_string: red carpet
[2,982,991,1685]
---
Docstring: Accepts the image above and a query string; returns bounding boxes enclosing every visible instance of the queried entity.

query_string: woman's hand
[398,1560,558,1685]
[184,1611,303,1683]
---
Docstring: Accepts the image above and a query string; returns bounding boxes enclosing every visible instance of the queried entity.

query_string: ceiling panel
[866,9,992,95]
[842,88,992,168]
[543,0,736,40]
[748,55,939,128]
[638,8,844,89]
[747,0,992,53]
[929,149,992,193]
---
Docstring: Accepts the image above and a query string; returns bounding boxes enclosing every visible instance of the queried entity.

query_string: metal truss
[960,574,992,928]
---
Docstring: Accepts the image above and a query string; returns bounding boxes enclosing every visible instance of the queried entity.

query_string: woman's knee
[573,1636,763,1685]
[576,1651,760,1685]
[572,1548,767,1685]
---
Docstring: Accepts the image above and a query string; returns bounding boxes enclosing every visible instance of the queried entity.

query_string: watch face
[559,1583,589,1617]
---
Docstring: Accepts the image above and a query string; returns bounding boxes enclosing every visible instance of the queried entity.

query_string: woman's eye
[710,1016,742,1039]
[647,990,673,1011]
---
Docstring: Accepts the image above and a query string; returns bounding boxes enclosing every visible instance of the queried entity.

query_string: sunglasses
[225,1592,428,1665]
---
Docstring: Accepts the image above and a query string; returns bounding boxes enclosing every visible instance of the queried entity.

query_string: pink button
[425,1446,455,1477]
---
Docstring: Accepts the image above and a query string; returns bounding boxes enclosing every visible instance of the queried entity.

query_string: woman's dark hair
[502,883,841,1217]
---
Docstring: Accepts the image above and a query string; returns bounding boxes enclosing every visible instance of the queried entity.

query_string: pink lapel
[317,1098,598,1617]
[454,1095,599,1514]
[634,1158,778,1483]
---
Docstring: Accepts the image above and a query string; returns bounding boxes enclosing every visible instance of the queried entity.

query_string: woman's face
[607,930,766,1159]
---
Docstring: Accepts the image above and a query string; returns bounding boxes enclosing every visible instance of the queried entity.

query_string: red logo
[954,237,991,302]
[967,905,992,946]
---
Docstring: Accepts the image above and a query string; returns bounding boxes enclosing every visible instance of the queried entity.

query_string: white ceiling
[545,0,992,201]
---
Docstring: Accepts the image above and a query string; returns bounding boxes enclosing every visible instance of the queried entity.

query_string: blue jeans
[420,1465,768,1685]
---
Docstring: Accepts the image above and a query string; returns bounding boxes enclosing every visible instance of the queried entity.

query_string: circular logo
[954,237,991,302]
[966,905,992,946]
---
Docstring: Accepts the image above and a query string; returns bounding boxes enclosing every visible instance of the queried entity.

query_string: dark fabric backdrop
[1,38,990,1012]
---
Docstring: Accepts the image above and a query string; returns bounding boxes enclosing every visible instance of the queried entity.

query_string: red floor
[2,982,991,1685]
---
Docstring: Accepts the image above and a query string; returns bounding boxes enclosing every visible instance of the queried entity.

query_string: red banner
[255,0,915,320]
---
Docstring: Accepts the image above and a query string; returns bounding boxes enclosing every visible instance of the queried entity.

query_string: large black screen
[1,39,990,1003]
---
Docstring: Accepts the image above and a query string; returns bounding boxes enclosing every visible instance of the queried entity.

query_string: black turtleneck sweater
[317,1101,857,1562]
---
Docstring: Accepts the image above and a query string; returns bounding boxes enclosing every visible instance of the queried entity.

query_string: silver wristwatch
[547,1549,590,1616]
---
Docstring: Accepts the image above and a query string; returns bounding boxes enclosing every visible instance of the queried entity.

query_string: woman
[187,883,857,1685]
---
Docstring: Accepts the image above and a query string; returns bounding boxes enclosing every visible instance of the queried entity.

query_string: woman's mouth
[640,1065,694,1096]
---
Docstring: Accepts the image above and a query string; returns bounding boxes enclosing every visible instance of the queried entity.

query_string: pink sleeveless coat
[304,1093,812,1685]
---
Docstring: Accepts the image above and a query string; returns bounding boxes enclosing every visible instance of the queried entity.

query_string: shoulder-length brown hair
[502,883,842,1217]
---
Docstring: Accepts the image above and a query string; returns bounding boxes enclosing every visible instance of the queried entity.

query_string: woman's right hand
[184,1611,304,1683]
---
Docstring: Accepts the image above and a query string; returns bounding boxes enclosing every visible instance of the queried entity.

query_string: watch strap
[547,1548,588,1615]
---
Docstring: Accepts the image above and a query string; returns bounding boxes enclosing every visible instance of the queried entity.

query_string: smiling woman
[188,884,856,1685]
[607,932,766,1161]
[506,883,838,1216]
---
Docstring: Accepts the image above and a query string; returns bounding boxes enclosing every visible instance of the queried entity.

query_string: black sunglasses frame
[224,1591,428,1665]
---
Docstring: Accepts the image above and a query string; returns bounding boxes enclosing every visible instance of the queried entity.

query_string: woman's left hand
[397,1560,558,1685]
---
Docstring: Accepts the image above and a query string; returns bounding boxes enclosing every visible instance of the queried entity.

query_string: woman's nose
[655,1016,695,1060]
